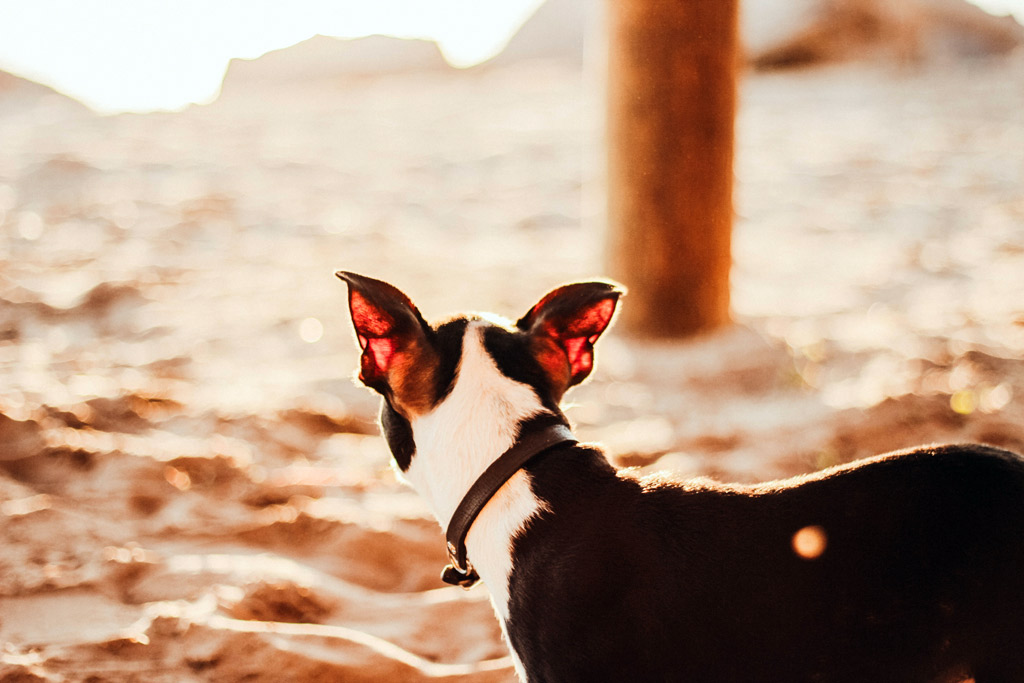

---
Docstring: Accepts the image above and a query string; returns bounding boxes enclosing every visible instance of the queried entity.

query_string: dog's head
[335,272,623,472]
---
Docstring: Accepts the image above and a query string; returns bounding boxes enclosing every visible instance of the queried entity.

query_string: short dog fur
[335,271,1024,683]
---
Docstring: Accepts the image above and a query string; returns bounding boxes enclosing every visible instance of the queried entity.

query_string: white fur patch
[407,323,550,633]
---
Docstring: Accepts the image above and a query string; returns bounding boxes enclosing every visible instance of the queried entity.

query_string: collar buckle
[441,562,480,588]
[443,541,480,588]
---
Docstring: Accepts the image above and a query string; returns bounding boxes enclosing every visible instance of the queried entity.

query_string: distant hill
[0,70,90,111]
[211,0,1023,103]
[219,34,449,94]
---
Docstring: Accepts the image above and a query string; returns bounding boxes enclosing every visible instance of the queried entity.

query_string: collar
[441,413,577,588]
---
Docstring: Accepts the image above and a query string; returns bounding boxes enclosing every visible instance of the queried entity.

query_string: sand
[2,51,1024,681]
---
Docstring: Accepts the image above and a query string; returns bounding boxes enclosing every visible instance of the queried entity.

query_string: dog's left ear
[517,280,624,396]
[334,271,439,416]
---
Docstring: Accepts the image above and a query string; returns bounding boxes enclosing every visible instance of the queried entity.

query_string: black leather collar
[441,413,577,588]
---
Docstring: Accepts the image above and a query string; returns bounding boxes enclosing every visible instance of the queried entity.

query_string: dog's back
[510,442,1024,682]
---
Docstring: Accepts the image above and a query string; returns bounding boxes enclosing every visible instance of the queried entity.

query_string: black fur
[431,318,470,403]
[509,442,1024,682]
[379,402,416,471]
[482,325,564,415]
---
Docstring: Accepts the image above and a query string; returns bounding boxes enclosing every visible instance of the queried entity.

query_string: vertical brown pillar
[606,0,738,338]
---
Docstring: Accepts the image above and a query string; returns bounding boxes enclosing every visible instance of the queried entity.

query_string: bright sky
[0,0,1020,114]
[0,0,544,114]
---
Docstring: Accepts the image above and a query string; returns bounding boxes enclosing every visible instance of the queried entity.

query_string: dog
[335,271,1024,683]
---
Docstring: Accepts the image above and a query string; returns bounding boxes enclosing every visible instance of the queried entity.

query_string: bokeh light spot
[950,389,976,415]
[299,317,324,344]
[792,525,827,560]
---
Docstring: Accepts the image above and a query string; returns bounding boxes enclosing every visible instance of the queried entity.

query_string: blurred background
[1,0,1023,680]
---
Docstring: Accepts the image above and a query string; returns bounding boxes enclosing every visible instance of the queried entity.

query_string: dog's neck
[404,323,551,617]
[405,322,547,527]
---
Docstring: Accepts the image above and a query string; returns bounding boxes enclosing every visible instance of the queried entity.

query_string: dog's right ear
[517,280,623,400]
[334,271,438,416]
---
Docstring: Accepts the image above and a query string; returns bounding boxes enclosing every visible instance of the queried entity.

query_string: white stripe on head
[407,322,551,624]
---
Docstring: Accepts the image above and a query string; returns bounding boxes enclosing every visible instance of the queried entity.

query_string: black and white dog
[335,271,1024,683]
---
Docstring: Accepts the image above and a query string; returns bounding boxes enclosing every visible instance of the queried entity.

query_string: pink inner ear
[349,290,400,379]
[563,336,592,377]
[537,298,617,382]
[363,337,397,378]
[565,298,616,337]
[349,290,395,337]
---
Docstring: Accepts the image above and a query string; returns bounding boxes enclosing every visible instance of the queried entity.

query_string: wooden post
[606,0,738,338]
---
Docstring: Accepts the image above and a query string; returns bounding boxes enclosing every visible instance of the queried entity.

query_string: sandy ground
[2,52,1024,681]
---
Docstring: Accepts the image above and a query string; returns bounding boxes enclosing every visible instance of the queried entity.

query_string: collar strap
[441,414,577,588]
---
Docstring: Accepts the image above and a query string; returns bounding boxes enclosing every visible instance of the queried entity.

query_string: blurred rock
[219,34,448,97]
[228,580,334,624]
[0,413,44,461]
[748,0,1024,69]
[0,662,50,682]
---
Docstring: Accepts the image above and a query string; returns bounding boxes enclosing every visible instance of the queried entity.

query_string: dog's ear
[517,280,623,396]
[335,271,439,416]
